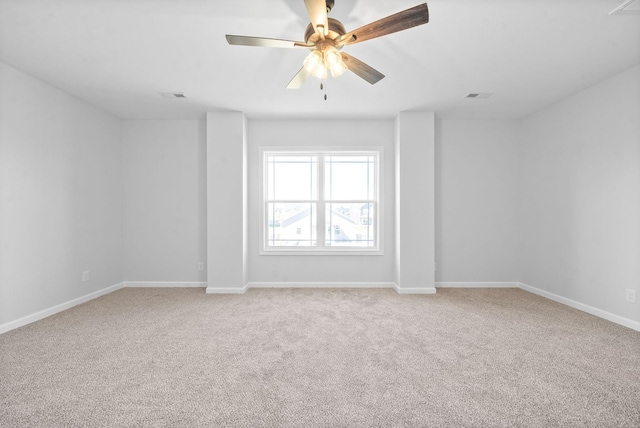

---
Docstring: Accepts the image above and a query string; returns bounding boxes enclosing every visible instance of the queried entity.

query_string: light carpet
[1,288,639,427]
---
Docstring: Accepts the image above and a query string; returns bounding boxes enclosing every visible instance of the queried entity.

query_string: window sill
[259,248,383,256]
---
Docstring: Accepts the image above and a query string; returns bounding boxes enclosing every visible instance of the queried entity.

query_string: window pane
[267,203,317,247]
[324,155,374,201]
[325,203,375,247]
[267,155,317,201]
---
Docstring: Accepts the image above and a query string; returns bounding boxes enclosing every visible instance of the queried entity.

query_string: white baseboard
[6,280,634,335]
[208,282,440,295]
[394,285,437,294]
[246,282,396,289]
[436,282,520,288]
[518,282,640,332]
[124,281,207,288]
[207,282,396,294]
[206,285,249,294]
[0,282,124,335]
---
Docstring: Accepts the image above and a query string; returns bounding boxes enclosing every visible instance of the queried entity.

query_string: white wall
[519,64,640,324]
[122,120,207,283]
[435,120,520,283]
[0,61,123,327]
[247,119,396,284]
[396,112,436,292]
[206,112,247,292]
[2,57,637,329]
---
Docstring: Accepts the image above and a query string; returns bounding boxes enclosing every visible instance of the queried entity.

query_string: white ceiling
[1,0,638,120]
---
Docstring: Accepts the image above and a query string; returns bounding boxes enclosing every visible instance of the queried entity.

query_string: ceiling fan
[226,0,429,89]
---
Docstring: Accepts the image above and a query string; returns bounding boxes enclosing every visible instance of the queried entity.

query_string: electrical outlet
[198,262,205,271]
[82,271,90,282]
[625,289,636,304]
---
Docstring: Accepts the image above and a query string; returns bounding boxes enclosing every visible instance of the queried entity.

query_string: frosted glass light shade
[324,46,347,78]
[303,50,327,79]
[303,46,347,80]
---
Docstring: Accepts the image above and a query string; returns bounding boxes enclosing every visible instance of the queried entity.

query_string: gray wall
[246,119,397,284]
[0,61,123,327]
[519,64,640,323]
[122,119,207,283]
[435,120,520,283]
[2,59,638,330]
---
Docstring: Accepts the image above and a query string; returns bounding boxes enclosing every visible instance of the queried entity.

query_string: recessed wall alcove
[206,112,435,294]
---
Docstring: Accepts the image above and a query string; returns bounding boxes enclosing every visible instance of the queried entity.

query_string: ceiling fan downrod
[326,0,334,13]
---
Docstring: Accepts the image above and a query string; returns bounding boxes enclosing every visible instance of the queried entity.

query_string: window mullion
[317,153,325,248]
[267,200,273,248]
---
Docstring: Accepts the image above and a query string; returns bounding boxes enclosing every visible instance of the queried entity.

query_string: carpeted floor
[1,287,639,427]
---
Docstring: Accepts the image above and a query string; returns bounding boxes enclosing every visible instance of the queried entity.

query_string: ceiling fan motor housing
[304,18,346,47]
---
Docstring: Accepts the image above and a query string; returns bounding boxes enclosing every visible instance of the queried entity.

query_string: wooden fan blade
[304,0,329,36]
[337,3,429,46]
[286,67,311,89]
[226,35,309,48]
[341,53,385,85]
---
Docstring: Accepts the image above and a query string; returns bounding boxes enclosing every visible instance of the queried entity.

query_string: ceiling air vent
[159,92,187,99]
[610,0,640,15]
[465,93,493,99]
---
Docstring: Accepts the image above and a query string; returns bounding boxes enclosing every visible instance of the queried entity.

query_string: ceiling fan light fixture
[324,46,347,77]
[303,50,325,78]
[303,45,348,80]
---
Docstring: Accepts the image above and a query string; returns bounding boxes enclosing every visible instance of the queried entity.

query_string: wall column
[395,111,436,293]
[206,112,247,293]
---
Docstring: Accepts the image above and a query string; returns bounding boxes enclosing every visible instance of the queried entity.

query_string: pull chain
[320,81,328,101]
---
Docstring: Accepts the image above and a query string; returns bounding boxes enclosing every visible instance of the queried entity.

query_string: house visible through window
[262,149,380,253]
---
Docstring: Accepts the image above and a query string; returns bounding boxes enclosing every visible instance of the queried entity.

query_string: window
[262,149,381,254]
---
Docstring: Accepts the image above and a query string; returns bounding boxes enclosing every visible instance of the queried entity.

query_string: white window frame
[259,147,383,256]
